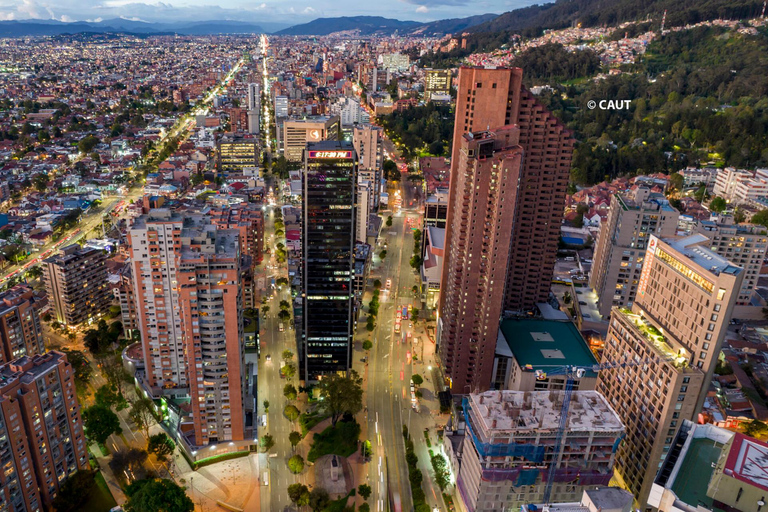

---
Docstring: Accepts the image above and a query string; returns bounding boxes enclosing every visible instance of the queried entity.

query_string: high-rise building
[352,124,382,209]
[283,116,340,161]
[247,83,260,111]
[43,244,111,326]
[455,390,624,512]
[597,234,743,503]
[445,66,573,315]
[301,142,357,381]
[0,285,44,364]
[129,210,249,445]
[424,69,452,98]
[589,186,679,319]
[216,135,259,172]
[0,351,88,510]
[695,214,768,306]
[438,128,524,393]
[274,95,288,119]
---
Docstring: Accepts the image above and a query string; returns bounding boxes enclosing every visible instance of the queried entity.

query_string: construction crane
[526,356,661,504]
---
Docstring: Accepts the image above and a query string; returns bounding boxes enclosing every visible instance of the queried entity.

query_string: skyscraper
[597,234,742,503]
[129,210,249,445]
[589,186,679,319]
[0,285,44,364]
[301,141,357,381]
[0,351,88,510]
[438,128,523,393]
[352,123,383,210]
[247,83,260,135]
[43,244,111,326]
[438,66,573,392]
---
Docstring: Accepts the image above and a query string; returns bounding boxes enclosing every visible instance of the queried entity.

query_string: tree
[82,404,122,445]
[373,279,382,289]
[281,364,296,379]
[61,348,92,387]
[100,353,131,402]
[282,349,294,360]
[709,196,727,213]
[95,384,124,410]
[147,433,175,462]
[278,309,291,322]
[52,469,96,512]
[78,134,99,154]
[428,140,444,155]
[563,291,572,304]
[410,254,423,269]
[744,420,768,439]
[379,250,387,260]
[33,173,49,192]
[288,483,310,506]
[284,404,300,422]
[288,454,304,474]
[129,398,156,440]
[263,400,270,412]
[110,448,148,480]
[668,172,684,191]
[358,484,372,500]
[262,305,270,317]
[431,453,450,491]
[124,478,193,512]
[366,316,375,332]
[362,340,373,351]
[385,216,393,227]
[411,374,424,386]
[279,299,291,311]
[284,384,298,400]
[317,370,363,426]
[309,487,330,511]
[359,504,371,512]
[260,434,275,452]
[752,210,768,228]
[412,308,420,323]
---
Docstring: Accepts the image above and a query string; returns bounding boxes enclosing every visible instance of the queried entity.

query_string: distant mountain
[410,14,498,36]
[0,18,270,37]
[470,0,764,35]
[275,16,422,36]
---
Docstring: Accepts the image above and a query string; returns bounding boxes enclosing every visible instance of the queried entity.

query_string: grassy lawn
[81,471,118,512]
[299,410,329,437]
[307,420,360,462]
[323,489,355,512]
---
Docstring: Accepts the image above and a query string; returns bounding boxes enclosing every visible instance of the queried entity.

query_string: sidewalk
[90,443,127,506]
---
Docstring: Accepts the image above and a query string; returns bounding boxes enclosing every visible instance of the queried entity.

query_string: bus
[402,306,408,321]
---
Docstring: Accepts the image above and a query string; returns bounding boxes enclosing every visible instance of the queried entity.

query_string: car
[579,301,587,306]
[265,354,271,362]
[385,279,392,289]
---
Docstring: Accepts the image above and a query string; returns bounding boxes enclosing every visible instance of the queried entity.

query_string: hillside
[410,14,498,36]
[0,19,272,38]
[275,16,421,36]
[471,0,764,34]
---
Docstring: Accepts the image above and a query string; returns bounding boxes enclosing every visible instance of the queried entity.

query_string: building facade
[352,124,383,210]
[216,135,259,173]
[0,351,88,511]
[0,285,44,365]
[589,187,679,319]
[43,244,111,326]
[129,210,249,445]
[424,69,452,98]
[456,390,624,512]
[597,234,743,504]
[438,128,523,393]
[283,116,339,161]
[301,142,357,381]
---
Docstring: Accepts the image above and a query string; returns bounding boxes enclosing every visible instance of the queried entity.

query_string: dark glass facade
[301,142,357,381]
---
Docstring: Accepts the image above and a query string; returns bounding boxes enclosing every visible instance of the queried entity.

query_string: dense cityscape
[1,1,768,511]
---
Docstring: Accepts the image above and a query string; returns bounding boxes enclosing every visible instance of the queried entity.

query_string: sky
[0,0,543,27]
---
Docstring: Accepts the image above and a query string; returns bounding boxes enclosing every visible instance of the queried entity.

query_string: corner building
[597,234,743,505]
[438,128,523,393]
[301,142,357,381]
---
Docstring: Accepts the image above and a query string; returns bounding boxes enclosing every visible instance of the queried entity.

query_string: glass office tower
[301,141,357,381]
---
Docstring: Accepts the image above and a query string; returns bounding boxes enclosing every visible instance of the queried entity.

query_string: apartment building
[43,244,111,326]
[589,186,679,319]
[696,214,768,305]
[112,263,139,339]
[274,95,288,119]
[352,124,382,209]
[456,390,625,512]
[129,209,249,445]
[438,128,523,393]
[208,204,265,266]
[713,168,768,204]
[0,285,44,364]
[424,69,452,98]
[0,351,88,511]
[597,234,743,504]
[301,142,357,381]
[283,116,339,161]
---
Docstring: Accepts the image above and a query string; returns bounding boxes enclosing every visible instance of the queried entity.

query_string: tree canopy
[317,370,364,426]
[124,478,193,512]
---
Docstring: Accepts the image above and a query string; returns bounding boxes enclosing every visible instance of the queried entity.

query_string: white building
[380,53,410,71]
[713,167,768,204]
[274,95,288,119]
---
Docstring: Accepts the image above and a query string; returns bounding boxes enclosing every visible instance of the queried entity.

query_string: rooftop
[467,390,624,434]
[724,433,768,493]
[497,318,597,373]
[662,234,743,276]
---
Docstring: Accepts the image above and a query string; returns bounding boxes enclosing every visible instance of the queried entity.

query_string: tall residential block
[456,390,624,512]
[445,66,573,316]
[352,124,383,209]
[597,234,743,504]
[0,285,44,364]
[696,214,768,305]
[43,244,111,326]
[589,186,679,319]
[129,209,249,445]
[438,127,523,393]
[301,142,357,381]
[0,351,88,511]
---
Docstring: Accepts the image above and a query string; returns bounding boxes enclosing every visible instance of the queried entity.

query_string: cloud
[415,5,428,12]
[400,0,469,6]
[302,6,316,14]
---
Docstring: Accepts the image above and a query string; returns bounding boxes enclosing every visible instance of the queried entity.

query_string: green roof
[670,438,723,510]
[498,319,597,374]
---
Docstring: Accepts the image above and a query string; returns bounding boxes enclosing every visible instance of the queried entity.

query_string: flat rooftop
[725,433,768,492]
[671,437,722,508]
[467,390,624,434]
[498,318,597,373]
[663,234,742,276]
